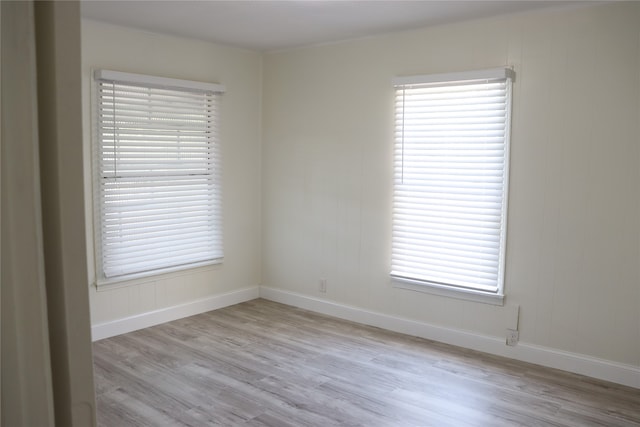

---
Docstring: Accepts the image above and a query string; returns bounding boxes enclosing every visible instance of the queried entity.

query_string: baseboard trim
[259,286,640,389]
[90,285,639,389]
[91,286,259,341]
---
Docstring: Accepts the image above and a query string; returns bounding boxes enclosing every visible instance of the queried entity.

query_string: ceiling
[81,1,578,52]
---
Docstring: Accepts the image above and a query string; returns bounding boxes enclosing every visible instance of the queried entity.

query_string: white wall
[82,20,262,325]
[262,2,640,368]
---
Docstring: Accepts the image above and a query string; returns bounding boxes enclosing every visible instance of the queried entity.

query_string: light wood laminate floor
[93,299,640,426]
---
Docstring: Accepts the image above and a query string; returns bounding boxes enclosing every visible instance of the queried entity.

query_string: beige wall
[3,1,96,424]
[82,3,640,371]
[82,20,263,325]
[37,2,97,424]
[262,2,640,366]
[2,2,56,424]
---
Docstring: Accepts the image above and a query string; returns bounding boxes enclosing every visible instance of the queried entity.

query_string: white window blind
[391,68,513,296]
[94,70,225,282]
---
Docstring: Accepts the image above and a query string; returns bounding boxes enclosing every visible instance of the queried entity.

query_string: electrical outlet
[506,328,519,346]
[319,278,327,293]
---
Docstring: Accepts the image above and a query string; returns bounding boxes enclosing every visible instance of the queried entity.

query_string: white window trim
[392,277,505,306]
[391,67,514,305]
[94,262,222,291]
[91,69,225,287]
[392,67,515,87]
[95,259,223,289]
[94,69,225,94]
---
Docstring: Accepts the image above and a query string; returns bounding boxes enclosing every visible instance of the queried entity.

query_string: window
[391,68,514,304]
[93,70,225,285]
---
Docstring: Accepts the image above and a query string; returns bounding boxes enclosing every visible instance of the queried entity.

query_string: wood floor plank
[93,299,640,426]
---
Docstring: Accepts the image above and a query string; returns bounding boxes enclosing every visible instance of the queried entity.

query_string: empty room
[2,1,639,426]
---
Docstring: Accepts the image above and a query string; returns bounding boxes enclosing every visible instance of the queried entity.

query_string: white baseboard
[259,286,640,389]
[90,284,639,389]
[91,286,259,341]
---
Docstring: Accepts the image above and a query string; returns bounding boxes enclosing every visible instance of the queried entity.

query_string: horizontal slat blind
[392,70,512,294]
[95,72,223,280]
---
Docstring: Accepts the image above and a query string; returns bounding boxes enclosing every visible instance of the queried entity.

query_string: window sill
[391,277,504,306]
[94,259,223,291]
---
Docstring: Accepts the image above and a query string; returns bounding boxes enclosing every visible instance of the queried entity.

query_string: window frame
[390,67,514,305]
[91,69,226,287]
